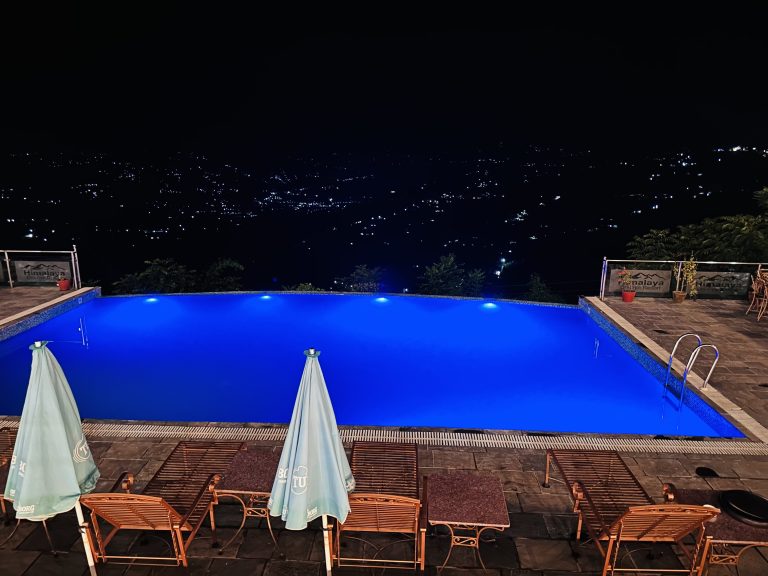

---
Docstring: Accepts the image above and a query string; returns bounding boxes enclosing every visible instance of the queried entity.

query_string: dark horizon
[4,19,768,156]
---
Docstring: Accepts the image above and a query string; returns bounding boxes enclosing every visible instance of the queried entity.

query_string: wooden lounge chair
[545,449,653,541]
[545,449,719,575]
[0,428,18,522]
[596,503,719,576]
[80,440,244,567]
[332,441,426,571]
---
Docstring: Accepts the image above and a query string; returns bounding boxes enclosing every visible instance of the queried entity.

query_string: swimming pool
[0,293,742,437]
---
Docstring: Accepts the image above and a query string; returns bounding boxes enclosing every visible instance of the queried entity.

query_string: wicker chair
[332,441,426,571]
[80,440,244,567]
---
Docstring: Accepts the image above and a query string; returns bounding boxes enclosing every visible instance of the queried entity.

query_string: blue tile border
[579,297,743,438]
[0,288,101,343]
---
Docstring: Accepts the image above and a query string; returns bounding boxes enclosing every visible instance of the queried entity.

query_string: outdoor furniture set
[3,434,768,573]
[746,269,768,321]
[544,449,721,575]
[79,440,245,567]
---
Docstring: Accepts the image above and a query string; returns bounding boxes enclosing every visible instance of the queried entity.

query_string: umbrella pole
[41,520,57,557]
[322,514,332,575]
[75,499,98,576]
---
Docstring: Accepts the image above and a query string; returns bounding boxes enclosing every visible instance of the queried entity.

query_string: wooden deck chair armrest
[109,472,135,493]
[179,473,222,527]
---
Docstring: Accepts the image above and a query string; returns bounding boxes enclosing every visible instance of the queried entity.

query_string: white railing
[2,245,81,290]
[599,257,768,300]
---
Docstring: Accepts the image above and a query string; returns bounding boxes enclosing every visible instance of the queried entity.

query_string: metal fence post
[3,250,12,288]
[599,257,608,300]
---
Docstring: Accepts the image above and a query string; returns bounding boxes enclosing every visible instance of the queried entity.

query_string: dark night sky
[3,11,768,156]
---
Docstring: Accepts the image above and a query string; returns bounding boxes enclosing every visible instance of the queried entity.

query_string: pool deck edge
[584,296,768,444]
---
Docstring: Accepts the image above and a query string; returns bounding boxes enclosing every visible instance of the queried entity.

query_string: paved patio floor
[1,290,768,575]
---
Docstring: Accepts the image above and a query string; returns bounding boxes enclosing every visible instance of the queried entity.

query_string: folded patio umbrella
[268,348,354,575]
[4,341,99,572]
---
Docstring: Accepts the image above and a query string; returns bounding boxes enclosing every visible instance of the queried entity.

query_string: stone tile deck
[3,440,768,575]
[600,296,768,433]
[1,291,768,574]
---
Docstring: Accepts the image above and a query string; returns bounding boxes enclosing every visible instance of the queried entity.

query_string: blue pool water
[0,293,742,437]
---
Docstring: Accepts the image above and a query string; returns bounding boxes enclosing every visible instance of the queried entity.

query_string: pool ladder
[662,333,720,413]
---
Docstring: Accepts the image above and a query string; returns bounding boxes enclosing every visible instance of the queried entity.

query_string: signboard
[14,261,71,283]
[609,269,671,294]
[695,271,750,298]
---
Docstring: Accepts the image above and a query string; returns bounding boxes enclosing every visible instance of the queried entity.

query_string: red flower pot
[621,290,636,302]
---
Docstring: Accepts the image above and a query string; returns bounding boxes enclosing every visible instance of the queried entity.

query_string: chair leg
[209,501,219,548]
[758,297,768,321]
[173,525,188,567]
[602,536,616,576]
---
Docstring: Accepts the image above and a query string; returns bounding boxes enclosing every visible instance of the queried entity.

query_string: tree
[521,273,564,303]
[283,282,326,292]
[112,258,198,294]
[626,188,768,263]
[626,229,682,260]
[201,258,244,291]
[419,254,465,295]
[464,268,486,297]
[418,254,486,297]
[334,264,384,292]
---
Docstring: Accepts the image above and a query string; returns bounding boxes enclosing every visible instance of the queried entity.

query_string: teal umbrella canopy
[268,348,354,530]
[3,341,100,521]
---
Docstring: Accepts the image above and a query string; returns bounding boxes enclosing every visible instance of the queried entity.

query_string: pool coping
[0,417,766,455]
[0,287,100,342]
[583,296,768,444]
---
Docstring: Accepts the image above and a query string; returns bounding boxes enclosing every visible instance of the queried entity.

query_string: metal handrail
[1,245,81,290]
[677,344,720,414]
[661,333,702,408]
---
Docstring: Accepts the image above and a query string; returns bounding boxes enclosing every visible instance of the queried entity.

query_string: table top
[216,447,281,494]
[427,471,509,528]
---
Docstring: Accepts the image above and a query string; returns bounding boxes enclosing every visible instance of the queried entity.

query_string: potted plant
[672,256,697,303]
[616,268,636,302]
[56,272,71,291]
